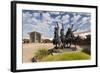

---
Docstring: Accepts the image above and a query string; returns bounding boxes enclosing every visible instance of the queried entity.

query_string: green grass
[41,52,90,61]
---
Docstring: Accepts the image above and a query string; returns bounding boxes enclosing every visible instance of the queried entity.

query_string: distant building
[29,31,41,43]
[22,39,29,43]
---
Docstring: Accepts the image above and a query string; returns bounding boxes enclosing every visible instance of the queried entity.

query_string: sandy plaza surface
[22,43,54,63]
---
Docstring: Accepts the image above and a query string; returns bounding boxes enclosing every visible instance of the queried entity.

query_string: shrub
[41,52,90,62]
[81,49,91,55]
[34,48,48,60]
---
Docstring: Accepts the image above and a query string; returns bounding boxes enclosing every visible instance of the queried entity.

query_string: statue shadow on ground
[51,46,77,53]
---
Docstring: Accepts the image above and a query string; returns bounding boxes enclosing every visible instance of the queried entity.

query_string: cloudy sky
[22,10,91,39]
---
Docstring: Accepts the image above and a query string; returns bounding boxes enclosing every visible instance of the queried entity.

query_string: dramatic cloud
[71,13,82,25]
[22,10,91,39]
[50,12,60,15]
[62,14,70,24]
[32,12,41,18]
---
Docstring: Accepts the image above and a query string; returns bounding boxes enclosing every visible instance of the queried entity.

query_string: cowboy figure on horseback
[53,22,61,49]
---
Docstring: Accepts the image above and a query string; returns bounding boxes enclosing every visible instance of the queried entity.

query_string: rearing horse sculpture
[53,22,80,49]
[65,28,74,48]
[65,25,80,48]
[60,24,66,48]
[53,22,61,49]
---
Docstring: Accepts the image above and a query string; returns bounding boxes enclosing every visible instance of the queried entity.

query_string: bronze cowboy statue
[53,22,61,49]
[60,23,66,49]
[53,22,80,49]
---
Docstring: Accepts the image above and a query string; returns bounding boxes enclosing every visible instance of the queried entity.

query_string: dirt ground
[22,43,83,63]
[22,43,54,63]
